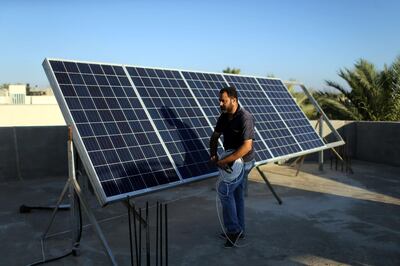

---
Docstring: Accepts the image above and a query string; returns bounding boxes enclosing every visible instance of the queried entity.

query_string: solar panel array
[44,58,326,204]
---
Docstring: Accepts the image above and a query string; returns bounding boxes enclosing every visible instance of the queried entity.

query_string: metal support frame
[282,81,347,174]
[288,155,306,176]
[41,127,118,266]
[318,115,324,171]
[312,113,352,172]
[282,81,346,150]
[296,83,345,145]
[255,166,283,204]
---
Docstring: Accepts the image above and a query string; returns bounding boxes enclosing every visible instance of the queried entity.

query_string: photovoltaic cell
[49,60,180,199]
[256,78,325,150]
[224,74,302,157]
[126,67,218,179]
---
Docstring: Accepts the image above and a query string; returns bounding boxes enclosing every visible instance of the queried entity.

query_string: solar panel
[44,59,180,203]
[182,71,273,162]
[256,78,325,151]
[125,66,218,180]
[224,74,302,158]
[44,58,329,205]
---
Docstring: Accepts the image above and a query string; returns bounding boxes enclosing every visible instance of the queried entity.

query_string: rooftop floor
[1,160,400,266]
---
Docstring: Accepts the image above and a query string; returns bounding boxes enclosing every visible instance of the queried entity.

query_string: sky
[1,0,399,90]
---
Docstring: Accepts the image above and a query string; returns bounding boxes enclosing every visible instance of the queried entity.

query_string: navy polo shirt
[214,105,255,162]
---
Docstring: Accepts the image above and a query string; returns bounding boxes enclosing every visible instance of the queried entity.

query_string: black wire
[146,202,150,266]
[127,197,134,266]
[165,204,168,266]
[156,202,159,266]
[160,204,163,266]
[139,208,142,266]
[133,204,139,266]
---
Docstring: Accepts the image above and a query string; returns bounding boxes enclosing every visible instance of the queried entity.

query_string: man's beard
[221,101,233,113]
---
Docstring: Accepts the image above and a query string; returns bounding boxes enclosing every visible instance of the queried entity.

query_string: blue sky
[1,0,399,90]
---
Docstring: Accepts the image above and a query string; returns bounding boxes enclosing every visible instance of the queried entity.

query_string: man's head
[219,86,238,114]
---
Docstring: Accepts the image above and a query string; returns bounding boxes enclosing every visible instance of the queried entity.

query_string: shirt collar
[232,104,241,117]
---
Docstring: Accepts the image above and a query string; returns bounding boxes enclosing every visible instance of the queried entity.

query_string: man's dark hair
[219,86,238,100]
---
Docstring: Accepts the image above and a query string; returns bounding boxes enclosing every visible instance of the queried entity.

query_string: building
[0,84,65,126]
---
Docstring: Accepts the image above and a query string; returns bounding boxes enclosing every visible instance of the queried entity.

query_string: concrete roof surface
[1,160,399,266]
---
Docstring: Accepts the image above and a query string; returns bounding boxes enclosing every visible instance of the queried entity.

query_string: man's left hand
[216,160,227,169]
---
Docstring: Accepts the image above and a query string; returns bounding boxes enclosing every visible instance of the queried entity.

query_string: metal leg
[42,179,70,239]
[68,132,81,255]
[70,180,81,255]
[289,156,301,168]
[295,156,305,176]
[70,175,118,265]
[318,115,324,171]
[256,166,282,205]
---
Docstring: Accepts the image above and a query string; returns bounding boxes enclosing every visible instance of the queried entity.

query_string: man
[210,86,255,248]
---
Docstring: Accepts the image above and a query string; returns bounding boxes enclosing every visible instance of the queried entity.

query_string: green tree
[284,81,319,119]
[285,81,359,120]
[223,67,241,74]
[0,83,9,89]
[325,57,400,121]
[310,91,360,120]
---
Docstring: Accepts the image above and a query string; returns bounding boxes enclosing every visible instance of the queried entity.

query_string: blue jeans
[218,160,255,234]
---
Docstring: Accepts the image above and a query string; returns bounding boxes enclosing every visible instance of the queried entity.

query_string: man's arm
[209,131,221,162]
[217,139,253,167]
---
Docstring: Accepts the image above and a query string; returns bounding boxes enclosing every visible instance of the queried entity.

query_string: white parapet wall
[0,96,11,104]
[309,120,348,138]
[0,105,66,126]
[29,96,58,104]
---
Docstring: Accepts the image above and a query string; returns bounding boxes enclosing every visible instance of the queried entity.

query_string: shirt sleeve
[241,113,255,141]
[214,114,225,133]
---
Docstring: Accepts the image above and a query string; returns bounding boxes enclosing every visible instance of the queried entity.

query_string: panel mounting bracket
[39,127,118,266]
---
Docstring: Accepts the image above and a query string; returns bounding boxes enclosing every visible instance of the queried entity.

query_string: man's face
[219,92,236,113]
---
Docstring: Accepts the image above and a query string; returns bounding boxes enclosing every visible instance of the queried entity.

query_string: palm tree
[284,82,313,117]
[325,57,400,121]
[284,80,361,120]
[312,91,360,120]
